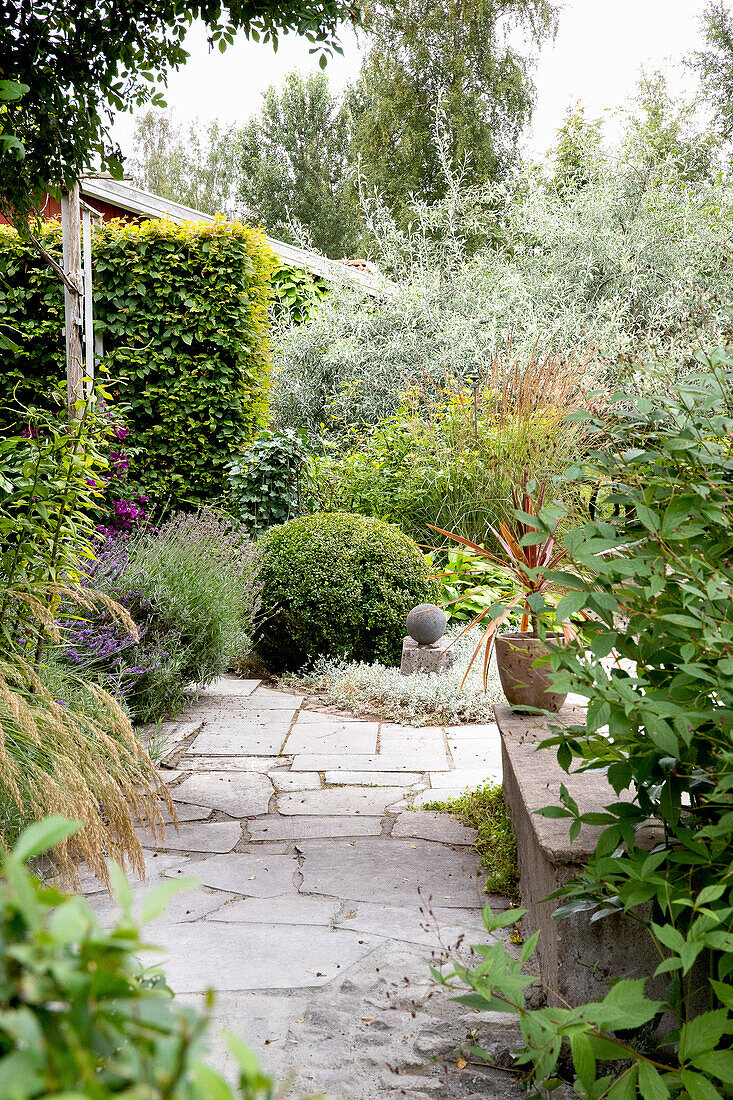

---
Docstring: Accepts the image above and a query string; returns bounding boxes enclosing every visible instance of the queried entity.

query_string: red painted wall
[0,191,142,226]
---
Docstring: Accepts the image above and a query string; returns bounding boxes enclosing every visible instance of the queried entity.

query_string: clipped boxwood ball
[255,512,438,671]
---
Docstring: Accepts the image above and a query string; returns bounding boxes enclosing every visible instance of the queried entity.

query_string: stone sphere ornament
[406,603,447,645]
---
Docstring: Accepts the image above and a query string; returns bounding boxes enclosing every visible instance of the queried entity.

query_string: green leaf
[12,817,83,863]
[607,1064,639,1098]
[555,591,588,620]
[109,860,134,916]
[570,1031,596,1091]
[638,1060,670,1100]
[520,930,540,962]
[680,1010,729,1060]
[139,877,200,924]
[588,979,661,1030]
[681,1069,726,1100]
[693,1049,733,1083]
[192,1062,234,1100]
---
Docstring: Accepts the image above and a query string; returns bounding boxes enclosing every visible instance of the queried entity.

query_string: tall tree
[350,0,558,222]
[690,1,733,142]
[130,110,241,215]
[237,71,362,257]
[621,70,718,184]
[0,0,357,228]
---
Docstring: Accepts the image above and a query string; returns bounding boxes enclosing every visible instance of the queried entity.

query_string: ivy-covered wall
[0,218,276,505]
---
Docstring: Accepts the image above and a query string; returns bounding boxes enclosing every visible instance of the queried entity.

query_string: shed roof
[80,175,391,298]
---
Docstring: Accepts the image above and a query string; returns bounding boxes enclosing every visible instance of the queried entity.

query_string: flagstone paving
[85,675,530,1099]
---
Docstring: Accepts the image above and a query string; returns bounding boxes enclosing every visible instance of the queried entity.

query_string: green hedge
[0,218,276,505]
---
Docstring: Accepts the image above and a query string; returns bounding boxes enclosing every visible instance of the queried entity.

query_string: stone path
[84,675,527,1099]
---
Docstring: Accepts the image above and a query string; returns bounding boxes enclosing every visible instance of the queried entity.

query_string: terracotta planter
[494,631,567,713]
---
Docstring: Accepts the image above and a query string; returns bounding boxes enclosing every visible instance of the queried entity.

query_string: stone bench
[495,705,661,1007]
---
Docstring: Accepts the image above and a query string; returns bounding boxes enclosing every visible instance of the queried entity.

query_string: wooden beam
[60,183,84,419]
[82,206,94,395]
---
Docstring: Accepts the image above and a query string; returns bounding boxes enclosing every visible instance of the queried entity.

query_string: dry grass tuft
[1,576,171,888]
[0,655,176,887]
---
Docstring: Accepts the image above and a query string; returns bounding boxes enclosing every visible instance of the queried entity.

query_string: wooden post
[60,183,84,418]
[81,205,96,396]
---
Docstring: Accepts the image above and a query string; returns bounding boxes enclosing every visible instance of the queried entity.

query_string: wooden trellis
[60,183,101,418]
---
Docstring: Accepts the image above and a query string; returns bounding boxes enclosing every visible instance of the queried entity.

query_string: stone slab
[208,893,340,927]
[299,838,484,908]
[497,704,664,1008]
[136,821,242,854]
[293,753,450,773]
[380,724,445,744]
[172,772,273,817]
[204,677,261,696]
[336,901,490,948]
[445,722,500,739]
[430,767,502,789]
[172,853,298,897]
[74,851,190,895]
[156,801,212,825]
[392,811,477,846]
[140,720,203,749]
[178,756,291,773]
[271,772,322,791]
[285,718,379,755]
[246,688,305,709]
[156,767,183,781]
[448,744,503,772]
[149,922,379,992]
[324,771,425,786]
[247,816,383,842]
[278,787,408,816]
[188,736,288,757]
[189,713,294,756]
[86,883,234,930]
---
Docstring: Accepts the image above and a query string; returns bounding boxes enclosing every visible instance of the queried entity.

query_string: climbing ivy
[0,218,276,506]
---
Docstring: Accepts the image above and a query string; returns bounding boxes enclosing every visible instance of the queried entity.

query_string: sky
[112,0,712,161]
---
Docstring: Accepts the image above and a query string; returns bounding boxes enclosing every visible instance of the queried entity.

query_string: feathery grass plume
[0,654,175,887]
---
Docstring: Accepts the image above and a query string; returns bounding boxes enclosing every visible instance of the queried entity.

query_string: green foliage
[421,781,519,899]
[0,0,356,226]
[0,815,276,1098]
[0,218,276,506]
[274,104,733,420]
[238,71,363,258]
[130,109,242,215]
[308,370,588,549]
[255,511,437,671]
[227,428,313,535]
[69,510,262,724]
[690,0,733,143]
[270,263,330,327]
[0,398,171,876]
[621,71,719,185]
[0,396,112,652]
[351,0,558,222]
[436,548,521,625]
[442,355,733,1097]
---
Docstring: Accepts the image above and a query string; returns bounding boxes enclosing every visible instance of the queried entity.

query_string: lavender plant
[60,510,262,723]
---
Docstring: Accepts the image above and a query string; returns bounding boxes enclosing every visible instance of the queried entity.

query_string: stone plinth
[400,636,455,676]
[495,705,662,1008]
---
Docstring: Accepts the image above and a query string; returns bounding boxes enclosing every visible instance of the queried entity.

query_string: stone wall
[496,706,662,1007]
